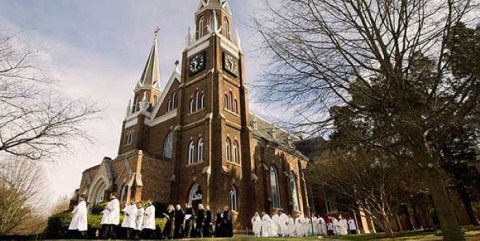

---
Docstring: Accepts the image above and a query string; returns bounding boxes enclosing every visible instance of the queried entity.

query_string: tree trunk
[425,168,465,241]
[402,205,415,230]
[383,218,395,238]
[458,188,480,226]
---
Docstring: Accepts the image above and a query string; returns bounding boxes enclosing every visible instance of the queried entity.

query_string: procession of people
[68,193,357,239]
[251,209,357,238]
[68,192,234,239]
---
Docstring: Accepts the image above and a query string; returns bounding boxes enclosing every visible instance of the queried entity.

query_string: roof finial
[174,60,180,73]
[154,26,160,39]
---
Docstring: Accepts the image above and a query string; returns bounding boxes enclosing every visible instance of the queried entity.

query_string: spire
[197,0,232,16]
[137,27,161,91]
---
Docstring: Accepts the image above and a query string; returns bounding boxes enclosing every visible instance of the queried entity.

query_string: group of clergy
[251,209,357,238]
[161,203,233,239]
[67,192,157,239]
[118,198,157,239]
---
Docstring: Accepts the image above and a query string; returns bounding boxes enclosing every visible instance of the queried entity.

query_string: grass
[192,229,480,241]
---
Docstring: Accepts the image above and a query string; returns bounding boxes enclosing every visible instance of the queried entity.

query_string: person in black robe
[222,206,233,237]
[195,204,206,238]
[173,204,185,239]
[203,205,213,237]
[214,209,224,237]
[183,203,193,238]
[162,204,175,239]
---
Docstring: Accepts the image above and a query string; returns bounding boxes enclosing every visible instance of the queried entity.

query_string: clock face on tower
[223,52,239,77]
[189,52,206,76]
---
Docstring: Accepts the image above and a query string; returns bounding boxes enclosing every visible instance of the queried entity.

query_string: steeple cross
[154,26,161,37]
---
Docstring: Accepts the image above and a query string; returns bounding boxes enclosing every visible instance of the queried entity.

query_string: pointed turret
[132,27,163,113]
[136,27,161,91]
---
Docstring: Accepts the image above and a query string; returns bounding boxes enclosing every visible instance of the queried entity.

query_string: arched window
[224,94,229,110]
[188,141,196,164]
[290,172,300,211]
[198,17,205,38]
[195,91,200,110]
[197,138,204,162]
[153,96,158,105]
[136,97,141,111]
[199,93,205,110]
[234,99,238,113]
[230,186,238,211]
[270,166,281,208]
[190,98,195,113]
[223,17,230,39]
[120,185,129,203]
[233,141,239,163]
[167,98,172,112]
[164,132,174,159]
[226,138,231,161]
[228,92,233,111]
[172,91,177,109]
[210,13,217,32]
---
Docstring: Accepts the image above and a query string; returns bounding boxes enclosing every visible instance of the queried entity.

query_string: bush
[44,210,167,239]
[44,211,73,239]
[90,202,107,215]
[435,228,467,237]
[155,218,167,230]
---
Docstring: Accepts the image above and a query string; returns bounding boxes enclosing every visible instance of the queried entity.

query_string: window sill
[188,108,206,116]
[187,161,205,167]
[226,161,241,167]
[224,108,239,116]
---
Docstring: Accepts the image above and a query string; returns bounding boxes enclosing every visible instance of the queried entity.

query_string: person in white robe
[332,216,340,235]
[261,211,272,237]
[101,192,120,239]
[287,215,296,237]
[339,216,349,235]
[318,216,327,236]
[348,217,357,234]
[278,209,289,237]
[143,200,156,239]
[271,210,279,237]
[295,214,304,237]
[251,212,262,237]
[312,215,319,236]
[303,216,312,236]
[122,201,138,239]
[68,194,88,238]
[134,203,144,238]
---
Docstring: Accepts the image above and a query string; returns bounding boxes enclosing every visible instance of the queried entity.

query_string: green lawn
[188,229,480,241]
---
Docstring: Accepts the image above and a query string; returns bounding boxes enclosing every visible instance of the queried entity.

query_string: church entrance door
[188,183,203,211]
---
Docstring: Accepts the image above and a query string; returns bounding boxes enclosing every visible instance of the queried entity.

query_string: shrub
[44,211,72,238]
[90,202,107,215]
[155,218,167,230]
[44,210,167,239]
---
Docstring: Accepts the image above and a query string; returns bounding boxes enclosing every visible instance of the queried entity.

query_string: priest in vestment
[68,194,88,238]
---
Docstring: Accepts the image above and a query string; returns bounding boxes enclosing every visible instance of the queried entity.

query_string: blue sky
[0,0,285,206]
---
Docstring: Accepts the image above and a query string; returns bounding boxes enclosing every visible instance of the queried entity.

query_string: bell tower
[172,0,255,230]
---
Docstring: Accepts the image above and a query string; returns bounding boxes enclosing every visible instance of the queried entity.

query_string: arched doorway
[91,179,107,204]
[188,183,203,211]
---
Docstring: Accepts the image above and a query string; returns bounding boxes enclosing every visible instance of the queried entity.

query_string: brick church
[77,0,310,231]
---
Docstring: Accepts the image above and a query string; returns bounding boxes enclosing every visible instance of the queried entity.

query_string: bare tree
[254,0,478,240]
[307,148,426,237]
[0,158,48,235]
[0,31,99,160]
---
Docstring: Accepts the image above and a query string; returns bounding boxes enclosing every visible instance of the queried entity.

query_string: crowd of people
[67,192,234,239]
[251,209,357,238]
